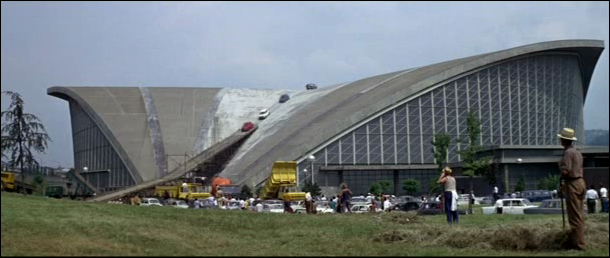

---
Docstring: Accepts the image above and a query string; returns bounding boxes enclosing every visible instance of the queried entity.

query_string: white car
[315,201,335,214]
[266,204,285,213]
[351,204,382,213]
[258,109,270,120]
[458,194,480,206]
[170,200,189,209]
[482,198,537,215]
[140,198,163,207]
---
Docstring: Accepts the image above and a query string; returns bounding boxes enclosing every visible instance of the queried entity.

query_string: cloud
[1,1,608,167]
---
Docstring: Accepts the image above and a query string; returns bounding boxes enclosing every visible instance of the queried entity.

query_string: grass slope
[1,192,608,256]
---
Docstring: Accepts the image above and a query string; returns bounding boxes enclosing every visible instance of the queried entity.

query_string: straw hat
[557,128,577,141]
[442,166,452,174]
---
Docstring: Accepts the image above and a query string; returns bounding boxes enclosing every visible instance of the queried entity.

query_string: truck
[211,177,241,199]
[154,183,210,201]
[1,172,36,194]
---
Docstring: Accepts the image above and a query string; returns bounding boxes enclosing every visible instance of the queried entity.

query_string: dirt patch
[374,224,580,251]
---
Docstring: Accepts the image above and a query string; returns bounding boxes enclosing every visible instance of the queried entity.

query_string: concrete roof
[218,39,605,186]
[48,40,605,187]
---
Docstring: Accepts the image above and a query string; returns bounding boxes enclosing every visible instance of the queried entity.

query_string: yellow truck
[154,183,210,201]
[1,172,15,191]
[260,161,306,201]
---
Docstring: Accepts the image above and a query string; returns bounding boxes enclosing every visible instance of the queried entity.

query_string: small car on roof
[279,94,290,103]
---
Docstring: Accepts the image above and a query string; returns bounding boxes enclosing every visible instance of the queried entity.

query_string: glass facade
[298,54,585,194]
[70,100,135,192]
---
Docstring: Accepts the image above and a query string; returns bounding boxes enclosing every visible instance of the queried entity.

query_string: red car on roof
[241,122,255,132]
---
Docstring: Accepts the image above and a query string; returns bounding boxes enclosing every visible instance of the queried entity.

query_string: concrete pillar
[393,170,399,195]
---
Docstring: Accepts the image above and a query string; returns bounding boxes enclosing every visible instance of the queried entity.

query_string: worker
[182,181,188,193]
[438,166,459,225]
[585,185,599,214]
[557,128,586,250]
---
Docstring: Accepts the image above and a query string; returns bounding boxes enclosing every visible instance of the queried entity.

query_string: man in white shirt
[256,202,264,212]
[366,193,374,204]
[585,184,599,214]
[493,186,499,202]
[239,199,246,210]
[599,183,608,213]
[182,181,188,193]
[383,199,392,212]
[193,198,201,209]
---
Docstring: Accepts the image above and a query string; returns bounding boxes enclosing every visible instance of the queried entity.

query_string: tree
[514,175,525,193]
[537,174,560,191]
[255,186,263,198]
[431,133,451,196]
[428,176,442,194]
[458,112,491,215]
[402,179,420,196]
[301,181,321,197]
[378,180,392,194]
[33,175,45,196]
[240,184,253,199]
[369,182,381,196]
[432,133,451,173]
[1,91,51,195]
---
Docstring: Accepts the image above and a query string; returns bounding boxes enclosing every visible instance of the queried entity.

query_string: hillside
[1,192,608,256]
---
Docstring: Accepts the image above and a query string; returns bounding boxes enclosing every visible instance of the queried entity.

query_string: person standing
[340,183,352,213]
[437,166,458,225]
[600,183,608,213]
[493,186,499,203]
[585,185,599,214]
[557,128,586,251]
[305,192,312,214]
[193,198,201,209]
[182,181,188,193]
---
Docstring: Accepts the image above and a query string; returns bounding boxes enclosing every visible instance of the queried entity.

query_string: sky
[1,1,608,168]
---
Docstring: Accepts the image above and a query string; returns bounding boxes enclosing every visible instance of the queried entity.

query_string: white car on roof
[258,109,270,120]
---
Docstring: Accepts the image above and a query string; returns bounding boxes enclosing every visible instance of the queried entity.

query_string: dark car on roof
[305,83,318,90]
[279,94,290,103]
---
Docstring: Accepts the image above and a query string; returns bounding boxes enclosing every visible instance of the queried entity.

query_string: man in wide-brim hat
[557,127,586,250]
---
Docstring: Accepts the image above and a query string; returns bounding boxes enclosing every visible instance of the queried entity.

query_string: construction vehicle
[1,172,15,191]
[154,183,210,201]
[211,177,241,199]
[1,171,36,194]
[260,161,305,201]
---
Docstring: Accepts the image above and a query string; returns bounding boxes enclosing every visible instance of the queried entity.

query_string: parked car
[170,200,189,209]
[458,194,480,206]
[241,122,255,132]
[265,203,285,213]
[226,201,242,210]
[351,204,382,213]
[258,109,270,120]
[279,94,290,103]
[391,201,421,212]
[350,196,368,204]
[315,201,335,214]
[520,190,553,203]
[140,198,163,207]
[479,196,494,205]
[305,83,318,90]
[482,198,537,215]
[523,199,564,214]
[200,199,218,209]
[419,201,467,215]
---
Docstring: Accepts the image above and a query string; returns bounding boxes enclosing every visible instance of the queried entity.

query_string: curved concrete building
[49,39,605,195]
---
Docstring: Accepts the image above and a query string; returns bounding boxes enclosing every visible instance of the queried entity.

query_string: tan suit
[559,146,585,250]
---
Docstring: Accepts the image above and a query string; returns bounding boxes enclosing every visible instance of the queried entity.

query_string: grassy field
[1,192,608,256]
